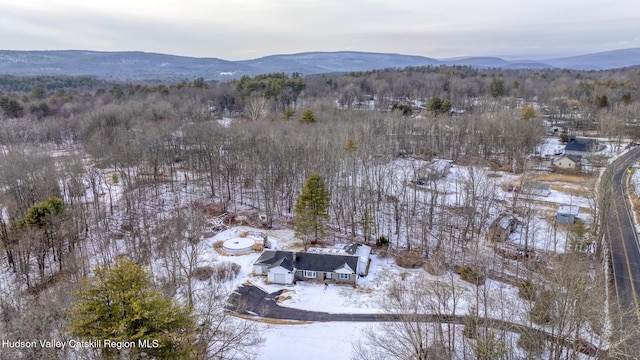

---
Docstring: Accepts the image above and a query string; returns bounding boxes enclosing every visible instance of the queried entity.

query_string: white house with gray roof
[253,244,371,285]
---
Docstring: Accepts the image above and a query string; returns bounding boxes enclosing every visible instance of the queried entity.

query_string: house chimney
[292,252,297,262]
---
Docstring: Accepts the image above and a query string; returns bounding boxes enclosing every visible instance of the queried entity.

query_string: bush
[422,258,447,276]
[518,280,536,301]
[463,314,478,339]
[456,266,486,285]
[530,290,554,325]
[193,266,214,281]
[517,331,545,358]
[212,262,241,282]
[395,252,424,268]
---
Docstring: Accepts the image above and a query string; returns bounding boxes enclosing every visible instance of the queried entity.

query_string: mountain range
[1,48,639,81]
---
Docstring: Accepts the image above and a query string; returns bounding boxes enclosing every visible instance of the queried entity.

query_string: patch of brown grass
[423,258,447,276]
[395,252,424,268]
[632,197,640,223]
[357,287,374,294]
[455,265,486,285]
[529,173,594,185]
[193,266,214,281]
[23,270,71,295]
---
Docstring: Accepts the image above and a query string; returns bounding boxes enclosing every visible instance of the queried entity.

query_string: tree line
[0,64,639,358]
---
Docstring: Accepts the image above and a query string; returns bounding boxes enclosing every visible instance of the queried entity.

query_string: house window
[303,270,316,278]
[338,273,350,280]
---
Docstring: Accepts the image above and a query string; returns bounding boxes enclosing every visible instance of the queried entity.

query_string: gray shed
[556,205,579,224]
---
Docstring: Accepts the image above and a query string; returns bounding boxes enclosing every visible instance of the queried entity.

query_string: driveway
[226,284,601,357]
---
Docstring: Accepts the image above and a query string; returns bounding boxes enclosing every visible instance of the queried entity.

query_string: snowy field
[257,322,369,360]
[195,137,630,359]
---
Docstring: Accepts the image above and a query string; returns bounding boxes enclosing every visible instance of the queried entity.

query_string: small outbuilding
[556,205,579,224]
[520,182,552,197]
[486,215,518,242]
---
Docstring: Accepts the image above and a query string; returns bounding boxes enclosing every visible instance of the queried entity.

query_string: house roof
[566,154,582,162]
[334,263,355,274]
[522,182,551,191]
[565,142,588,152]
[309,243,372,257]
[565,137,596,153]
[254,249,359,274]
[270,257,294,271]
[255,250,293,266]
[490,215,516,230]
[295,252,358,274]
[498,217,513,230]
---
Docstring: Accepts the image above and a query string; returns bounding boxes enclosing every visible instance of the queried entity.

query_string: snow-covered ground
[204,226,540,359]
[204,137,630,358]
[258,322,369,360]
[1,135,628,359]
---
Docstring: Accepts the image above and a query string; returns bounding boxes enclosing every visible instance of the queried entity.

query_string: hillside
[1,48,639,81]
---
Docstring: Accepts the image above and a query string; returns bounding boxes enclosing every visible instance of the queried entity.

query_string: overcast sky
[1,0,639,60]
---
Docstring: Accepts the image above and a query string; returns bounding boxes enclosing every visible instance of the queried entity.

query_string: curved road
[600,146,640,354]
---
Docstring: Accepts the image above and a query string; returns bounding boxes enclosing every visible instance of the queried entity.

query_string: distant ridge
[0,48,639,81]
[543,48,640,70]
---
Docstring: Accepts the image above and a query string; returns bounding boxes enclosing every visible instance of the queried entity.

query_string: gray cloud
[0,0,639,60]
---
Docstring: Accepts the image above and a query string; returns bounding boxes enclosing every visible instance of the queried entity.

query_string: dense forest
[1,64,640,359]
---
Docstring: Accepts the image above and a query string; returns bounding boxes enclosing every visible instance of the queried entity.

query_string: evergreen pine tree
[440,99,452,115]
[344,138,358,153]
[294,173,330,248]
[488,77,507,97]
[299,109,317,123]
[67,258,195,359]
[426,96,443,116]
[521,105,536,120]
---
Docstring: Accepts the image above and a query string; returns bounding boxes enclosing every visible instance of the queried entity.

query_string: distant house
[416,159,454,184]
[564,137,600,156]
[556,205,579,224]
[520,182,552,197]
[253,244,371,285]
[553,154,582,169]
[486,215,518,242]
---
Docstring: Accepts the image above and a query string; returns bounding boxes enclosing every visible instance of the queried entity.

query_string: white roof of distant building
[557,205,579,215]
